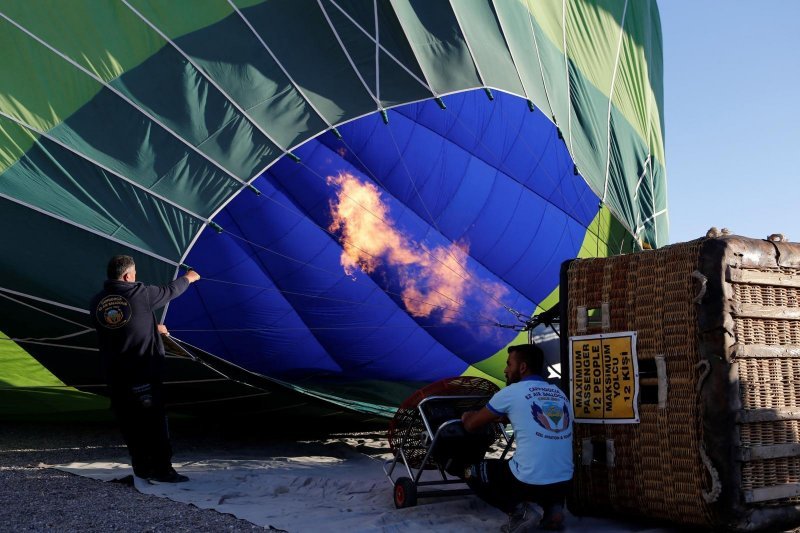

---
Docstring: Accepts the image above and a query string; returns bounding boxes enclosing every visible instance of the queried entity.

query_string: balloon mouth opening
[172,89,593,384]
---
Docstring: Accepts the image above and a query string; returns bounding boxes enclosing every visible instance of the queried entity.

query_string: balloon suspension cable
[494,302,560,334]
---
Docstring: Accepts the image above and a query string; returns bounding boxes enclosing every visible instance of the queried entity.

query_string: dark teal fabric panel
[0,197,176,310]
[330,0,430,93]
[47,86,242,217]
[238,0,378,126]
[0,118,202,259]
[320,1,430,108]
[170,12,329,150]
[109,46,279,180]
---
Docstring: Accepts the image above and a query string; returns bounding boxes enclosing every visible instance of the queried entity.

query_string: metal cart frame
[383,394,512,508]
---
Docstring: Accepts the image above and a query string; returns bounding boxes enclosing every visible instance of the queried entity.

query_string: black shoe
[148,470,189,483]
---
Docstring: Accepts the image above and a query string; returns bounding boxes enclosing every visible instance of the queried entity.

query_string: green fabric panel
[0,17,103,169]
[0,118,201,259]
[1,0,162,83]
[109,47,280,180]
[0,337,108,419]
[235,0,377,126]
[449,0,524,94]
[176,21,327,150]
[0,119,31,175]
[288,0,431,107]
[45,87,241,217]
[389,0,481,94]
[605,105,654,247]
[134,5,328,150]
[613,0,665,171]
[566,59,607,203]
[322,2,430,108]
[0,197,176,310]
[124,0,236,48]
[1,16,248,216]
[528,0,664,168]
[491,0,554,118]
[503,5,663,247]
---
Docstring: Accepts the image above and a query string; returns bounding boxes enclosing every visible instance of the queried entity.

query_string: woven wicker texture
[568,238,712,525]
[733,265,800,505]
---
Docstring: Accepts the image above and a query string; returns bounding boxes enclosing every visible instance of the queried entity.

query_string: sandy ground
[0,419,276,531]
[1,418,692,532]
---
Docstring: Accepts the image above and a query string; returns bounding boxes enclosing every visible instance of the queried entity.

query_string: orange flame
[328,172,507,323]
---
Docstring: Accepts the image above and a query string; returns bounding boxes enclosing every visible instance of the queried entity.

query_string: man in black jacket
[90,255,200,483]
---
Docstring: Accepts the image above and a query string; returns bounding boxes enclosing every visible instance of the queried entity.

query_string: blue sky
[659,1,800,244]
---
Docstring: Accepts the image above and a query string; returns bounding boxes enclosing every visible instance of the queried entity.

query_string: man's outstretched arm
[461,407,503,432]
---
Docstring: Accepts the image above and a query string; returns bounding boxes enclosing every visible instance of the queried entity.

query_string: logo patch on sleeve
[96,295,132,329]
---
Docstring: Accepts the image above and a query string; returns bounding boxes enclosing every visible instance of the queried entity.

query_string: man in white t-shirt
[462,344,573,532]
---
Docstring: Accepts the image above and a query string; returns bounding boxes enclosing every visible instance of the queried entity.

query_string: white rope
[491,0,531,102]
[635,208,667,234]
[0,110,210,225]
[632,154,652,201]
[168,391,271,407]
[9,329,93,343]
[326,0,434,93]
[121,0,295,158]
[0,337,98,352]
[699,444,722,503]
[0,192,180,267]
[561,0,574,154]
[226,0,339,133]
[525,0,555,116]
[602,0,629,203]
[374,0,380,103]
[317,0,381,107]
[0,11,250,188]
[0,286,89,317]
[201,277,491,323]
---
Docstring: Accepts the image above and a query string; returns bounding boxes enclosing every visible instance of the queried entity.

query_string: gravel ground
[0,419,382,532]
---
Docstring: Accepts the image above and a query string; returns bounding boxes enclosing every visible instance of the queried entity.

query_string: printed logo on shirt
[96,295,132,329]
[531,398,571,433]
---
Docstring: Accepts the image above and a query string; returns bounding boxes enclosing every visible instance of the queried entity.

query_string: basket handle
[691,271,707,304]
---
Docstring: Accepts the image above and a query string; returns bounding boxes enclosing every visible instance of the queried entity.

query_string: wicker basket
[559,235,800,531]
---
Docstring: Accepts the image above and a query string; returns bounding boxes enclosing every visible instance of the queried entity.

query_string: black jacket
[90,277,190,389]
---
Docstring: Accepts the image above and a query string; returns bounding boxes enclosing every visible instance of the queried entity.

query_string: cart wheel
[393,477,417,508]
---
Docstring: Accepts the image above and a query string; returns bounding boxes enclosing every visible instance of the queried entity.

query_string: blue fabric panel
[171,89,594,384]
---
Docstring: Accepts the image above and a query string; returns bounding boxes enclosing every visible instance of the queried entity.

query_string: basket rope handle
[695,360,711,392]
[699,444,722,503]
[691,271,708,304]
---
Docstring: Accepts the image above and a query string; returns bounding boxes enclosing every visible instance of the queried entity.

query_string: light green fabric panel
[449,0,523,94]
[0,17,103,171]
[4,1,281,183]
[528,0,664,168]
[0,8,263,215]
[0,117,201,259]
[389,0,481,94]
[234,0,377,126]
[491,0,554,118]
[1,0,163,83]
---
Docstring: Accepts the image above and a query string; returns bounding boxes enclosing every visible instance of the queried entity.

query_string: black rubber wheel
[393,477,417,508]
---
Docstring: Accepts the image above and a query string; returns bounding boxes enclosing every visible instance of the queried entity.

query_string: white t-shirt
[487,375,573,485]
